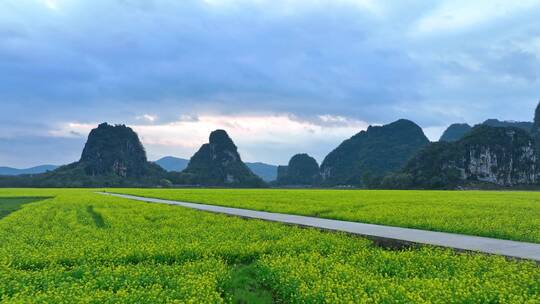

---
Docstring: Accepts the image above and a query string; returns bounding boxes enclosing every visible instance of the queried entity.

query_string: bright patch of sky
[1,0,539,167]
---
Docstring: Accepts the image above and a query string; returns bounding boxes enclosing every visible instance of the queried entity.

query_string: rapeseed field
[0,189,538,303]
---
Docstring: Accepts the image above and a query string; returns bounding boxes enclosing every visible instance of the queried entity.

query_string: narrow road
[98,192,540,262]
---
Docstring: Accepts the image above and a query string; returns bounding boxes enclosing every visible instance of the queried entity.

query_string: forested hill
[167,130,266,187]
[320,119,429,187]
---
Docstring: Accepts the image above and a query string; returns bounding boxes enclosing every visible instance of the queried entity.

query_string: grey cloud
[1,0,540,166]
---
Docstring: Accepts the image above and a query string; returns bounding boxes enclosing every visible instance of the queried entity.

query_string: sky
[1,0,540,168]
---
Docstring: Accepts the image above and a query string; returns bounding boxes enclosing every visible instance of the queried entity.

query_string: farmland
[0,189,539,303]
[0,196,48,219]
[111,189,540,243]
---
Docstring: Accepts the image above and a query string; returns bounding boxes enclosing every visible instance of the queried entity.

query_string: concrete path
[98,192,540,262]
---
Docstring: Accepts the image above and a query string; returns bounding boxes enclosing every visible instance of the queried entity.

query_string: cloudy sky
[1,0,540,168]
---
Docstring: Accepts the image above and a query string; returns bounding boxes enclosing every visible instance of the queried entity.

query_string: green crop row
[110,188,540,243]
[0,189,538,303]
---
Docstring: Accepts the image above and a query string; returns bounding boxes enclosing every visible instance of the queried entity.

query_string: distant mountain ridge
[1,125,269,187]
[439,123,472,142]
[482,119,533,132]
[154,157,190,172]
[154,156,277,182]
[0,123,167,187]
[1,156,277,182]
[440,119,534,142]
[0,165,59,176]
[242,162,277,182]
[3,100,540,189]
[391,102,540,189]
[168,130,265,187]
[320,119,430,186]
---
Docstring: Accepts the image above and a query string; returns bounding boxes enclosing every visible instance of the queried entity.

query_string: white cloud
[201,0,384,16]
[315,114,372,127]
[318,114,348,123]
[43,0,59,10]
[412,0,540,36]
[48,123,88,138]
[135,114,158,123]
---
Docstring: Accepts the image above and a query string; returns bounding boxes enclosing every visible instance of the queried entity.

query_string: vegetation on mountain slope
[155,156,277,182]
[320,119,429,187]
[169,130,265,187]
[439,123,472,142]
[276,153,321,186]
[401,125,539,189]
[439,119,533,143]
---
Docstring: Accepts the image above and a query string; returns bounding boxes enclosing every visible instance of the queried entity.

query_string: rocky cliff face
[465,138,537,185]
[276,153,320,186]
[320,119,430,186]
[179,130,264,187]
[404,126,539,188]
[80,123,149,177]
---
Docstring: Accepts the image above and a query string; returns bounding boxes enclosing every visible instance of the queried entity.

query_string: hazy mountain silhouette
[0,165,58,176]
[155,156,277,182]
